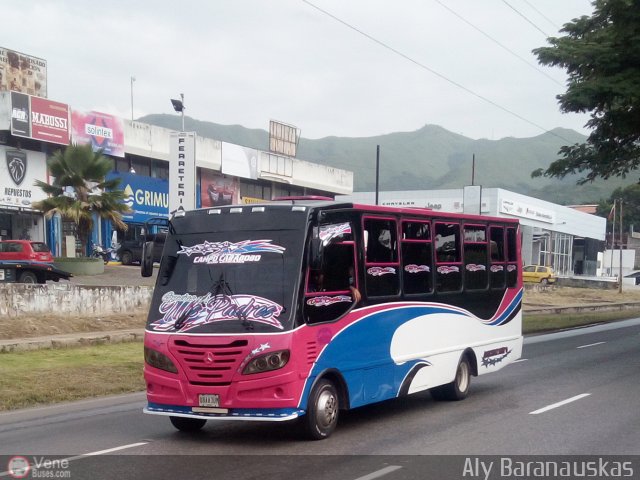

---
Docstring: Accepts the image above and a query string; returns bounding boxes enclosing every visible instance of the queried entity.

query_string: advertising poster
[10,91,30,138]
[106,172,169,223]
[71,110,125,157]
[0,47,48,97]
[30,96,69,145]
[200,169,239,208]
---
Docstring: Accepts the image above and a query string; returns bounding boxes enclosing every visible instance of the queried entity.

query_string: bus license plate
[198,394,220,407]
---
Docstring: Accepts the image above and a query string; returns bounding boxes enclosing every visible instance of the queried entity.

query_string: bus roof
[175,200,519,225]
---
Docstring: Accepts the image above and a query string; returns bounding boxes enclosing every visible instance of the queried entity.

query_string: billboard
[269,120,299,157]
[106,172,169,223]
[0,47,47,98]
[169,132,196,212]
[10,91,30,137]
[200,169,239,208]
[10,93,69,145]
[30,96,69,145]
[71,110,125,157]
[221,142,259,180]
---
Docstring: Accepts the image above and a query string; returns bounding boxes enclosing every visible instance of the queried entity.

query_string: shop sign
[0,147,48,210]
[107,172,169,223]
[500,198,555,224]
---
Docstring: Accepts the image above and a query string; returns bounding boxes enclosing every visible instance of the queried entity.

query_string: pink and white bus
[142,199,522,439]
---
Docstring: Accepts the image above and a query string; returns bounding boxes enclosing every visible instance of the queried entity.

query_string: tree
[32,144,130,256]
[596,184,640,234]
[532,0,640,184]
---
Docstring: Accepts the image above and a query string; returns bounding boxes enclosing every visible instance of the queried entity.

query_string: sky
[4,0,595,141]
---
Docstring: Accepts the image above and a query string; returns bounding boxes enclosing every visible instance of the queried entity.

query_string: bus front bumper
[144,403,305,422]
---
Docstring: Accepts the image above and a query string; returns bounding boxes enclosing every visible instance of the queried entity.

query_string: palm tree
[32,144,130,256]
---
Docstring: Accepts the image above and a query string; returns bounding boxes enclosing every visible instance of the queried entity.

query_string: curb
[0,329,144,353]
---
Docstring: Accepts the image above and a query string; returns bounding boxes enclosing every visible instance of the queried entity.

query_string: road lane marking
[513,358,528,363]
[577,341,606,349]
[82,442,148,456]
[352,465,403,480]
[529,393,591,415]
[0,442,148,478]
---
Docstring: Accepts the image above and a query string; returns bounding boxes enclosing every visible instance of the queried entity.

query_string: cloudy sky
[6,0,594,140]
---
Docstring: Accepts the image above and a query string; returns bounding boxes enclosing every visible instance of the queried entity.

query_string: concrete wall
[0,283,152,318]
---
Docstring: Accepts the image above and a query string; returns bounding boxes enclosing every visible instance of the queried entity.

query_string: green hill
[138,114,631,205]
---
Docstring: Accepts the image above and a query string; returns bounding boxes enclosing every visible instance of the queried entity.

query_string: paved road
[2,319,639,479]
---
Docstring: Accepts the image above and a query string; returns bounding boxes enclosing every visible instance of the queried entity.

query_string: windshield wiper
[211,272,254,331]
[174,299,204,331]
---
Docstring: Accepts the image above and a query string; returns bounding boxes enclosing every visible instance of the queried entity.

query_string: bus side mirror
[141,241,154,277]
[310,237,323,270]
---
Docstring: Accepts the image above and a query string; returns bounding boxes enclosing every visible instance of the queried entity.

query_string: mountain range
[139,113,632,205]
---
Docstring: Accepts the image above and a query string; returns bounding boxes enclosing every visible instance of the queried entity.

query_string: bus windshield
[146,228,305,334]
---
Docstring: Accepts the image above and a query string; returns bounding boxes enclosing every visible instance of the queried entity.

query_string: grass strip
[523,309,640,334]
[0,342,144,411]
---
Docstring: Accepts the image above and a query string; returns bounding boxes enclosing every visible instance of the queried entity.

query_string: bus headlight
[144,346,178,374]
[243,350,290,375]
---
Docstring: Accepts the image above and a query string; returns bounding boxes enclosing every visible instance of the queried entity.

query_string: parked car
[118,232,165,265]
[522,265,557,284]
[0,240,54,263]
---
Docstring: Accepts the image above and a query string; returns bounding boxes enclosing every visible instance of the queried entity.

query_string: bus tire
[303,378,339,440]
[431,356,471,401]
[169,416,207,432]
[18,271,38,284]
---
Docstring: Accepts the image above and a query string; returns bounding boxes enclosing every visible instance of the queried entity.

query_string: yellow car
[522,265,557,284]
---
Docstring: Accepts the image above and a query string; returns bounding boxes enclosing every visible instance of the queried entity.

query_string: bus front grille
[169,338,250,386]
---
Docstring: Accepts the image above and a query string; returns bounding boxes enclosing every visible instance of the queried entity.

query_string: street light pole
[130,76,136,121]
[180,93,185,132]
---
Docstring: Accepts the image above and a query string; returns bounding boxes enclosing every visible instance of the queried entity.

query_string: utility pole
[619,199,623,293]
[375,145,380,206]
[610,198,616,277]
[130,76,136,121]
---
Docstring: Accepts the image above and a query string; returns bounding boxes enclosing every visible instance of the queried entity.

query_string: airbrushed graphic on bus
[295,288,522,410]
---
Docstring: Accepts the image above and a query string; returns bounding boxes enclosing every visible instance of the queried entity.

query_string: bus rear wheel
[169,416,207,432]
[303,378,339,440]
[431,356,471,401]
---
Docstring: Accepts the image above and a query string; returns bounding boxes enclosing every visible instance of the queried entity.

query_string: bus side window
[304,239,358,324]
[402,221,433,295]
[364,218,399,297]
[463,225,488,290]
[435,222,462,292]
[489,226,506,289]
[506,227,519,288]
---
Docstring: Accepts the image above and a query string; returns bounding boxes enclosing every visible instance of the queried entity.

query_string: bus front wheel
[303,379,339,440]
[431,356,471,401]
[169,416,207,432]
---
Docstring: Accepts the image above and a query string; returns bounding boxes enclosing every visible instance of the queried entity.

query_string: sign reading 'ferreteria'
[169,131,196,213]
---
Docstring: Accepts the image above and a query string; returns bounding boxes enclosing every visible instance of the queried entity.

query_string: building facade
[0,91,354,256]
